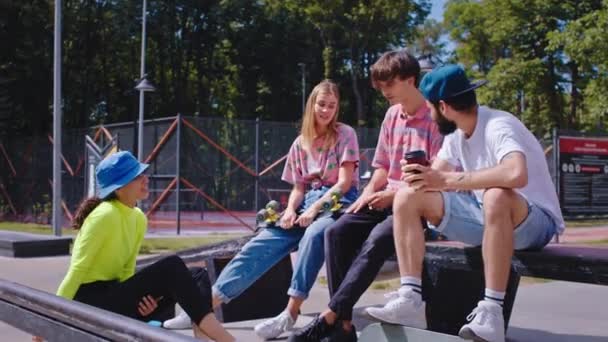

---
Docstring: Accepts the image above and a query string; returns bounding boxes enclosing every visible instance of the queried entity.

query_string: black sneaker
[287,315,335,342]
[326,323,357,342]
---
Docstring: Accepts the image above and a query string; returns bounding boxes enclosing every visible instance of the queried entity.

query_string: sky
[428,0,455,57]
[429,0,447,22]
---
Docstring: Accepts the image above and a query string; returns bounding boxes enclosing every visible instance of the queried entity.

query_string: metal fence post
[553,127,560,243]
[553,127,559,199]
[176,114,182,235]
[52,0,63,236]
[254,117,260,211]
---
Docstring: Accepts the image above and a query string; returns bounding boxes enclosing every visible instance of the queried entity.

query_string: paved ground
[1,252,607,341]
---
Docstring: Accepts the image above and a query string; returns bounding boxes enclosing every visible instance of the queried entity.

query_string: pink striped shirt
[282,123,360,188]
[372,104,443,191]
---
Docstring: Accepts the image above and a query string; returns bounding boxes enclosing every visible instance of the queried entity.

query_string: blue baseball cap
[419,64,487,102]
[96,151,149,199]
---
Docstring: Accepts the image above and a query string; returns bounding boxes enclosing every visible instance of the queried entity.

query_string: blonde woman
[165,80,360,340]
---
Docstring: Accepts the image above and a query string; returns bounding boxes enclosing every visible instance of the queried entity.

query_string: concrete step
[0,231,72,258]
[359,323,462,342]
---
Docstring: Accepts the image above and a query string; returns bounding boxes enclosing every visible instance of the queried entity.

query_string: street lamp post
[136,0,153,162]
[52,0,63,236]
[135,76,155,161]
[298,62,306,113]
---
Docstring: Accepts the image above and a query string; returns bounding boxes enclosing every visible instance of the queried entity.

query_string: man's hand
[345,192,373,214]
[138,295,162,317]
[401,163,448,191]
[366,190,395,210]
[280,208,298,229]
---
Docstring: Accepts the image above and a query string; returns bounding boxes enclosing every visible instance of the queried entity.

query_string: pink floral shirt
[372,104,443,191]
[282,123,360,188]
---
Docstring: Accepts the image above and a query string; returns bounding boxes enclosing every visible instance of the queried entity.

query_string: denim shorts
[428,191,557,250]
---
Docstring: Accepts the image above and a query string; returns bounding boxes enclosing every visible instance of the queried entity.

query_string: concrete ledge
[425,242,608,285]
[0,231,72,258]
[0,279,196,341]
[359,323,462,342]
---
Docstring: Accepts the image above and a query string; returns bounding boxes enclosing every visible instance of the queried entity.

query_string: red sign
[559,136,608,155]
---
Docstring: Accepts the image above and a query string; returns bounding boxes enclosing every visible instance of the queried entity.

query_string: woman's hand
[32,336,43,342]
[294,206,319,227]
[280,208,298,229]
[138,295,162,317]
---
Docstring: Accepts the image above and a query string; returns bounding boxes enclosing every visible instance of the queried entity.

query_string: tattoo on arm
[457,173,467,183]
[501,151,525,162]
[502,152,517,160]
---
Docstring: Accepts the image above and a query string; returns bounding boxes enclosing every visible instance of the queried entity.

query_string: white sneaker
[163,310,191,330]
[254,310,296,340]
[458,300,505,342]
[365,287,427,329]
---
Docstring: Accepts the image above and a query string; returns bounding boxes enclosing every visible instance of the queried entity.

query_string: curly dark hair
[71,193,116,230]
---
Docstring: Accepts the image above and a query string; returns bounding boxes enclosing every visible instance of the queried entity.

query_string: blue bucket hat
[419,64,487,102]
[96,151,149,199]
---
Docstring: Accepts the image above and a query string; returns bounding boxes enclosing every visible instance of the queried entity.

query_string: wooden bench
[0,231,72,258]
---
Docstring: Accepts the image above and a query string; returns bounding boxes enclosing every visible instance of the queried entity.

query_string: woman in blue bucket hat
[44,151,235,341]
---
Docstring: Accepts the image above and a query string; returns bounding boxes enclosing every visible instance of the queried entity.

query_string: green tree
[548,0,608,131]
[266,0,430,126]
[443,0,605,135]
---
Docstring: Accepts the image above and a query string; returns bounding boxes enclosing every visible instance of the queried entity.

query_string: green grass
[317,276,402,291]
[369,279,401,291]
[138,234,245,254]
[565,219,608,228]
[0,221,245,254]
[0,222,75,235]
[584,239,608,246]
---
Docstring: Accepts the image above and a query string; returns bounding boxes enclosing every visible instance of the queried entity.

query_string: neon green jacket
[57,200,147,300]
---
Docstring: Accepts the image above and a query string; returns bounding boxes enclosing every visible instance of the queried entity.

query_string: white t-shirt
[437,106,565,234]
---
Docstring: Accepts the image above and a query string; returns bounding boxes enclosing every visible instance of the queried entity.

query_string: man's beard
[432,103,457,135]
[437,115,457,135]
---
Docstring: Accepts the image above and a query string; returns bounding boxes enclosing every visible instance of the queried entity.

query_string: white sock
[484,288,505,306]
[400,276,422,296]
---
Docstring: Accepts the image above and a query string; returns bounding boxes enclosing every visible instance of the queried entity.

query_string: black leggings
[74,255,212,325]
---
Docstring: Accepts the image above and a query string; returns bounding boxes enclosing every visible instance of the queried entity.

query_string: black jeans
[75,255,212,324]
[325,208,395,321]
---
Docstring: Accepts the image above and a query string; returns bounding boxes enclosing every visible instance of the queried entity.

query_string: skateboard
[321,191,343,213]
[255,192,346,232]
[255,200,281,230]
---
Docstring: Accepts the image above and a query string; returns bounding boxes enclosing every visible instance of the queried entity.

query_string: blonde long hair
[300,80,340,151]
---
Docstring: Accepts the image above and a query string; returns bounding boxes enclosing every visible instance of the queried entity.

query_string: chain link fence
[0,116,381,231]
[0,115,563,231]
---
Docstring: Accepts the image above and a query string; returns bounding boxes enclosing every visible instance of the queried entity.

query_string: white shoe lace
[383,291,400,300]
[256,311,292,336]
[466,306,490,326]
[384,295,408,311]
[466,307,479,322]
